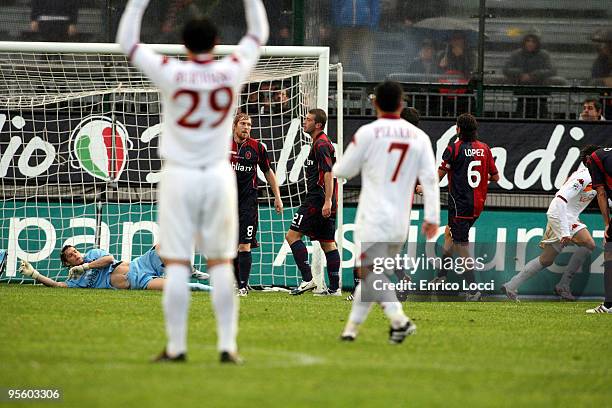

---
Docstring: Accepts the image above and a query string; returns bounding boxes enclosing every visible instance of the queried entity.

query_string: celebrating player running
[117,0,269,363]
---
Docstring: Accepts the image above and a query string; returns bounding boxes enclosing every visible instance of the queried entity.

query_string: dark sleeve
[592,57,610,79]
[530,50,556,81]
[257,142,271,172]
[315,141,334,173]
[487,146,498,175]
[587,153,605,188]
[440,143,454,171]
[503,50,523,81]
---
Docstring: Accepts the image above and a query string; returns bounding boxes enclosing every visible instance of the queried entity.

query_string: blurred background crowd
[0,0,610,119]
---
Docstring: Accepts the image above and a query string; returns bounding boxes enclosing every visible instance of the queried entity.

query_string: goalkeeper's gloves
[68,263,90,279]
[19,260,41,280]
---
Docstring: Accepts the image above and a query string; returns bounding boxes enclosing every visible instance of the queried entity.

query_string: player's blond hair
[233,112,251,130]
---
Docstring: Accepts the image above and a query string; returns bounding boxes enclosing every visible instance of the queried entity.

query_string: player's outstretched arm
[264,169,283,214]
[244,0,269,46]
[19,260,67,288]
[116,0,150,55]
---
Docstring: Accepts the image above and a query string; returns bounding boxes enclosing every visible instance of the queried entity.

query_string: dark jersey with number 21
[440,138,497,218]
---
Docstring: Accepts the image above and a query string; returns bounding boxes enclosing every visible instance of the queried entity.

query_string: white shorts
[539,216,586,250]
[158,162,238,261]
[353,222,407,269]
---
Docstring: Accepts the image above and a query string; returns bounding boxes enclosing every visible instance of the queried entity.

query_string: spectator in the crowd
[580,98,606,121]
[332,0,380,79]
[271,87,291,114]
[436,32,475,117]
[245,83,274,115]
[503,30,556,118]
[409,39,442,76]
[30,0,79,42]
[591,42,612,85]
[437,32,476,80]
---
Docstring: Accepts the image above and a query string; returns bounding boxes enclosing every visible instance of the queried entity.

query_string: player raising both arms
[334,81,440,343]
[286,109,341,296]
[502,145,600,302]
[585,147,612,313]
[117,0,268,363]
[230,112,283,296]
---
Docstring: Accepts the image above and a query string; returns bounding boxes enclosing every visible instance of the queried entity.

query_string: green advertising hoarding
[0,201,605,296]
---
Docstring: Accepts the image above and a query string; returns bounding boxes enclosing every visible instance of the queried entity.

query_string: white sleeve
[556,176,583,203]
[245,0,269,45]
[116,0,148,55]
[230,0,269,80]
[116,0,173,87]
[417,135,440,225]
[332,132,367,180]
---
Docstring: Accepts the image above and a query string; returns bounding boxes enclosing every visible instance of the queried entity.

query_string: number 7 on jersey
[388,142,410,182]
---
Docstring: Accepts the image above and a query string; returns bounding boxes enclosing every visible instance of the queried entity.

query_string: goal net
[0,41,339,290]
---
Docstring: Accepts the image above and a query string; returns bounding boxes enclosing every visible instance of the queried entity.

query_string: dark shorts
[607,221,612,243]
[448,216,476,243]
[290,204,336,242]
[238,202,259,247]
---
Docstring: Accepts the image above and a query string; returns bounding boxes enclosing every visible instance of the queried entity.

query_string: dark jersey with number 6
[440,138,497,218]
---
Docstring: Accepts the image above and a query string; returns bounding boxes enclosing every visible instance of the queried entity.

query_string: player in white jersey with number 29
[117,0,268,364]
[502,145,600,301]
[333,81,440,344]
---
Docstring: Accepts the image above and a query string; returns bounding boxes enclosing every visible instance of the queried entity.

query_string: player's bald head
[182,18,218,53]
[374,81,404,113]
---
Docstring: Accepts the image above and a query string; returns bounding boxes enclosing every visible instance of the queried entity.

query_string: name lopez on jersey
[464,148,485,157]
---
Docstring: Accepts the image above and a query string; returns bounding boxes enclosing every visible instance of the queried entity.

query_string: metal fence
[330,81,612,120]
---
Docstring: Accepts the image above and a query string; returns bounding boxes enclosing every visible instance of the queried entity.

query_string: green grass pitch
[1,285,610,407]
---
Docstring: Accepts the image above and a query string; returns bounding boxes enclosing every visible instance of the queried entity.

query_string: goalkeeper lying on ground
[19,245,211,292]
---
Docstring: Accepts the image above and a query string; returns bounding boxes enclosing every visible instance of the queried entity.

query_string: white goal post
[0,41,344,290]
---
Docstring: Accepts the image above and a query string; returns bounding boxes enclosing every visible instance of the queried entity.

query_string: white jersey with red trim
[130,39,260,168]
[333,115,440,243]
[546,164,596,236]
[117,0,268,168]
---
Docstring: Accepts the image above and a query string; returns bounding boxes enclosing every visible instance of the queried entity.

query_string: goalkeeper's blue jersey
[65,249,114,289]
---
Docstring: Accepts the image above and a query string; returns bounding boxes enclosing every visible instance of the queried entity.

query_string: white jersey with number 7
[333,115,440,243]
